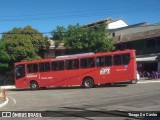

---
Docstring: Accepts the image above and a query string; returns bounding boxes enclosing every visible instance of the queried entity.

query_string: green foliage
[51,26,66,40]
[1,26,49,72]
[63,23,115,53]
[0,40,10,72]
[51,26,66,48]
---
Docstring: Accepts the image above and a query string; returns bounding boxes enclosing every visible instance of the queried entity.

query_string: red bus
[14,49,137,90]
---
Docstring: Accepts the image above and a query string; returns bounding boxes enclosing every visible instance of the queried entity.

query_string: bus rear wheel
[83,77,94,88]
[30,81,39,90]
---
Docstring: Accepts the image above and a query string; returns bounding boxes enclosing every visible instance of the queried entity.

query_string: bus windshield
[15,64,25,80]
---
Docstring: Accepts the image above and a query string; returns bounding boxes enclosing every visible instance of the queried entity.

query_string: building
[85,18,128,29]
[45,18,160,73]
[110,22,160,72]
[44,40,65,58]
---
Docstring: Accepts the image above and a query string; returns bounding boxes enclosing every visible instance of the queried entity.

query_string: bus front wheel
[30,81,39,90]
[83,77,94,88]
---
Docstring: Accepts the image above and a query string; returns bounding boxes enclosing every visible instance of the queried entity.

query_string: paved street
[1,82,160,120]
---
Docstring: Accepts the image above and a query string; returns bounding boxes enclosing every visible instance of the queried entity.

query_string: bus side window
[96,57,105,67]
[66,60,72,70]
[39,63,45,72]
[80,59,87,68]
[105,56,112,66]
[27,64,32,73]
[88,58,95,68]
[51,62,58,71]
[65,59,79,70]
[122,54,130,65]
[51,61,64,71]
[72,59,79,69]
[45,62,50,72]
[59,61,64,70]
[33,64,38,72]
[113,54,122,65]
[27,64,38,73]
[39,62,50,72]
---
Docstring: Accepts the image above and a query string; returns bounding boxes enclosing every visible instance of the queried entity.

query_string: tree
[51,26,66,40]
[1,26,50,70]
[51,26,66,47]
[63,23,115,53]
[0,40,10,72]
[22,26,50,57]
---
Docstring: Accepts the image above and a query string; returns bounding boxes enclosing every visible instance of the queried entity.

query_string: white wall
[108,20,128,29]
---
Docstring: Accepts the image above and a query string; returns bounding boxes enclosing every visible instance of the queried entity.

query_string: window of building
[147,39,155,48]
[126,42,133,49]
[55,50,62,57]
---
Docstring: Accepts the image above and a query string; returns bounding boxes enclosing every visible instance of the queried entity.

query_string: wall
[113,24,160,36]
[108,20,128,29]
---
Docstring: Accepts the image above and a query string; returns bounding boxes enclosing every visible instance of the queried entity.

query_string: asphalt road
[1,82,160,120]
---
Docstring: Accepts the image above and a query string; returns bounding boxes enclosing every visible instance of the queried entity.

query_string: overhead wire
[0,5,159,22]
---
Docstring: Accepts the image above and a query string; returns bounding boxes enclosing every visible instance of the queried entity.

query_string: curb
[0,97,9,108]
[0,86,16,90]
[138,80,160,84]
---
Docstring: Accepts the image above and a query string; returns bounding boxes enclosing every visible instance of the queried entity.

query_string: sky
[0,0,160,38]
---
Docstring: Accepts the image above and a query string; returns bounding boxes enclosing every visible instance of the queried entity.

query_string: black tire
[130,80,138,84]
[83,77,94,88]
[30,81,39,90]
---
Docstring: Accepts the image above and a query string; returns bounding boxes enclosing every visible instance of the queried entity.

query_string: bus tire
[30,81,39,90]
[82,77,94,88]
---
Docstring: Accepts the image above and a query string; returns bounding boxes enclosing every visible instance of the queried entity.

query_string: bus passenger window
[105,56,112,66]
[45,62,50,72]
[27,64,38,73]
[51,62,57,71]
[88,58,95,68]
[113,55,122,65]
[80,59,87,68]
[39,63,45,72]
[27,64,32,73]
[33,64,38,72]
[59,61,64,70]
[72,59,79,69]
[96,57,105,67]
[122,54,130,65]
[66,60,72,70]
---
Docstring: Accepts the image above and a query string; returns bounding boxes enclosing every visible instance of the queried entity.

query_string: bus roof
[15,49,135,65]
